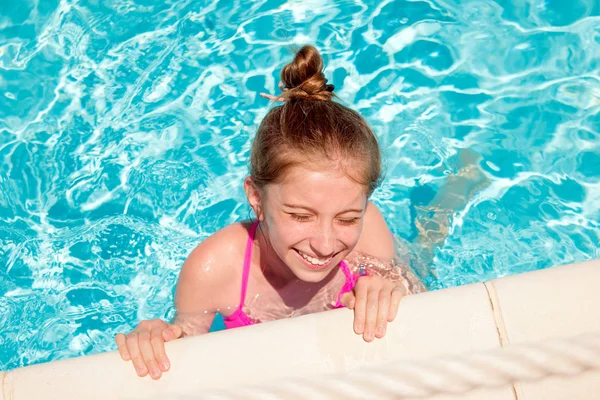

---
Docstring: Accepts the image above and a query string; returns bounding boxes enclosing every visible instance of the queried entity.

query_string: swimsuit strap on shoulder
[238,220,259,309]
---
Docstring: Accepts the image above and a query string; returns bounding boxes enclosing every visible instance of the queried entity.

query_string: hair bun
[280,45,335,101]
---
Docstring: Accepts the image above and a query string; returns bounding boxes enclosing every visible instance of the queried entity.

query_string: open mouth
[293,249,336,270]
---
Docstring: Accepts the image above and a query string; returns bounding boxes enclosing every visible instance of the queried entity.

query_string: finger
[375,287,392,339]
[339,292,356,309]
[162,324,183,342]
[138,331,162,380]
[126,333,148,377]
[151,327,170,372]
[388,286,406,321]
[353,282,368,335]
[363,288,381,342]
[115,333,130,361]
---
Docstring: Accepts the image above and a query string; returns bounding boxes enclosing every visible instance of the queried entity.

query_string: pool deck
[2,258,599,400]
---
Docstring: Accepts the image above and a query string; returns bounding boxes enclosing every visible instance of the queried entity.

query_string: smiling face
[246,165,368,283]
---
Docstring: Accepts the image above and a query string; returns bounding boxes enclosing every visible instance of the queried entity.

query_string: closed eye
[290,213,311,222]
[337,218,360,226]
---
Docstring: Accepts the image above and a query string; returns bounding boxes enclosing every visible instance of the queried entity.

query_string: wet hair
[250,45,382,196]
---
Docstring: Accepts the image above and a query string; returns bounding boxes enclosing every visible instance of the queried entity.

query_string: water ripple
[1,0,599,371]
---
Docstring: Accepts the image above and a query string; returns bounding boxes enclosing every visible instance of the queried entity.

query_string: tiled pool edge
[1,371,6,400]
[3,258,599,400]
[488,258,600,399]
[483,280,521,399]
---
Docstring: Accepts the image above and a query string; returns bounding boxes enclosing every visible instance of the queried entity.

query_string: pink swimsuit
[223,220,360,329]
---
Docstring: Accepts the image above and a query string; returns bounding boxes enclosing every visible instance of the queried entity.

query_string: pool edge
[5,258,600,400]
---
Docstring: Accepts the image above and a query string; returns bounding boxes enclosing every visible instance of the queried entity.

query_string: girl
[115,45,426,380]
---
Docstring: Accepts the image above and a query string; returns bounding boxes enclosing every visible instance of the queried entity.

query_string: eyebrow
[282,203,364,214]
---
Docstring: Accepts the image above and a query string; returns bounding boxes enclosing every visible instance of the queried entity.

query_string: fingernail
[365,331,373,341]
[376,326,383,336]
[355,324,363,334]
[162,360,170,371]
[150,367,160,378]
[138,366,147,375]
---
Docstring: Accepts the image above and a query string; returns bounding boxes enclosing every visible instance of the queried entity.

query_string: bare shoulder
[354,201,395,261]
[175,222,252,313]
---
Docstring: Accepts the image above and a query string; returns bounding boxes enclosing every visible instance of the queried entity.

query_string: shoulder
[184,222,250,269]
[175,222,253,313]
[354,201,395,261]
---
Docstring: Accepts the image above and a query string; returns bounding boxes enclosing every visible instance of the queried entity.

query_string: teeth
[298,250,332,265]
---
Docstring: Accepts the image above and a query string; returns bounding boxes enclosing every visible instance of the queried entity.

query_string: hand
[340,275,406,342]
[259,81,287,102]
[115,319,183,379]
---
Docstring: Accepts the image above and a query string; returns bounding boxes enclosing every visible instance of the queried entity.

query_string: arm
[342,202,425,343]
[172,234,235,336]
[116,227,237,379]
[354,201,395,261]
[353,201,425,293]
[172,223,249,334]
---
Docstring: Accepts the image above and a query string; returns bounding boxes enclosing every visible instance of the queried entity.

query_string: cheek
[264,215,305,249]
[338,221,364,248]
[344,227,362,247]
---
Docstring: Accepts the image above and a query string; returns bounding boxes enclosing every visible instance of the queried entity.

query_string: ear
[244,176,264,220]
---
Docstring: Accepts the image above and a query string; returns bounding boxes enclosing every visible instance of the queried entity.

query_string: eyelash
[290,214,311,222]
[289,214,360,225]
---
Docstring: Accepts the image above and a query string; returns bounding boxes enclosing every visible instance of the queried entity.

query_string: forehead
[266,166,367,211]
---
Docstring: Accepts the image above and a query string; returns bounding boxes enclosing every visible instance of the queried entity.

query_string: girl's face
[250,165,368,283]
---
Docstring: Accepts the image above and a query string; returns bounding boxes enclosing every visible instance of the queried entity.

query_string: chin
[292,268,333,283]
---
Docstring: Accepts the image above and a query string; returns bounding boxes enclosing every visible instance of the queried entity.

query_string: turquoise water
[1,0,599,371]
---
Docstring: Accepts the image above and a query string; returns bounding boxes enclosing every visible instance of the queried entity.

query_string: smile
[294,249,335,269]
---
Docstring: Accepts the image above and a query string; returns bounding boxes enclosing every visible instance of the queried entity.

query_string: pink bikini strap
[339,260,352,280]
[238,220,259,308]
[335,259,359,308]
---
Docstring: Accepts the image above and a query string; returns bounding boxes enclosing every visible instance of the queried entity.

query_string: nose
[310,222,336,258]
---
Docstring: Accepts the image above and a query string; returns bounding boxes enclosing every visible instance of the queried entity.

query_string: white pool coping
[2,258,599,400]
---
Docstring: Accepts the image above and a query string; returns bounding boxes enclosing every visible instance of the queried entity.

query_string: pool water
[1,0,599,371]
